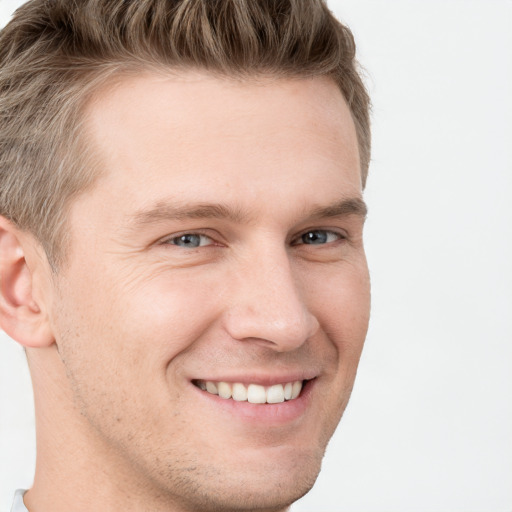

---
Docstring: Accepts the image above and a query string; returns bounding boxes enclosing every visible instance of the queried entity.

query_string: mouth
[192,379,307,404]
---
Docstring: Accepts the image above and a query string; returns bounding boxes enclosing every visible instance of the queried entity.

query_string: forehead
[87,71,356,140]
[77,71,362,225]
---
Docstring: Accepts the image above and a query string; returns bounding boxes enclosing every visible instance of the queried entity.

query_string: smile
[193,380,304,404]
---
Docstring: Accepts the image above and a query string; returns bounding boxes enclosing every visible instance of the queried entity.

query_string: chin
[174,473,319,512]
[154,445,324,512]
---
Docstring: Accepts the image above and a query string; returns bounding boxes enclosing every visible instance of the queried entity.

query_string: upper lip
[190,371,319,387]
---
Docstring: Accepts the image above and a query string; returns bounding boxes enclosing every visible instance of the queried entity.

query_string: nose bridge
[224,244,319,350]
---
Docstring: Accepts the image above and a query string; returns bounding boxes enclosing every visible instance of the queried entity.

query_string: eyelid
[157,229,220,247]
[154,227,348,248]
[291,228,348,246]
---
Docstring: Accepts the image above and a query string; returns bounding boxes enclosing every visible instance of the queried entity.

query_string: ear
[0,216,54,348]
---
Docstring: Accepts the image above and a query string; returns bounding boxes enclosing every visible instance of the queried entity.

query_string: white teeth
[218,382,232,399]
[197,379,304,404]
[232,383,248,402]
[291,381,302,400]
[266,384,285,404]
[247,384,267,404]
[284,382,293,400]
[206,381,218,394]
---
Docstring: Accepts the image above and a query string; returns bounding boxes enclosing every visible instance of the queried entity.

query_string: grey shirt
[10,490,28,512]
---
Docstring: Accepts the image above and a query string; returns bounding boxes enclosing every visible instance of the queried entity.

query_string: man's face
[46,72,370,511]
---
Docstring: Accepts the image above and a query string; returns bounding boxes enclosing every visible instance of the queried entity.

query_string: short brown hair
[0,0,371,267]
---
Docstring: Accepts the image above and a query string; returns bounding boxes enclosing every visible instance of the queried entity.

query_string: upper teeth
[196,380,303,404]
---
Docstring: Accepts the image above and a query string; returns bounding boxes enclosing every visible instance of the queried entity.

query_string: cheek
[307,260,370,346]
[89,277,224,375]
[49,272,215,428]
[309,262,370,420]
[51,270,223,431]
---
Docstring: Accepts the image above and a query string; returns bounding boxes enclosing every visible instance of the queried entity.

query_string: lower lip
[191,380,315,425]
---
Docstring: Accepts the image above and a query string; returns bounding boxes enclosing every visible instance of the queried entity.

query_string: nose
[223,248,320,352]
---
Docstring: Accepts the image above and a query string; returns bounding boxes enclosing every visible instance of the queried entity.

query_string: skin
[0,72,370,512]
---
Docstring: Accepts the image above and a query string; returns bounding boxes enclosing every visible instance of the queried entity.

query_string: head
[0,0,370,269]
[0,1,371,511]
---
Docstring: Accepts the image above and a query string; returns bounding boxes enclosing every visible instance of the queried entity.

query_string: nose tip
[225,301,320,351]
[261,310,320,351]
[223,259,320,351]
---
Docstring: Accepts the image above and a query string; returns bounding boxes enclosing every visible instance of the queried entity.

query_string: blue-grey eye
[301,230,340,245]
[170,234,212,248]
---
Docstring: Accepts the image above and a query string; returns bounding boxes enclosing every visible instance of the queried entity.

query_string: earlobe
[0,217,54,348]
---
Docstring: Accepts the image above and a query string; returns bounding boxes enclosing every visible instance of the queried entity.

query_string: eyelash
[163,232,216,249]
[161,229,346,249]
[292,229,346,246]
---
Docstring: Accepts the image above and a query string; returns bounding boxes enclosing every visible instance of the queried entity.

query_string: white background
[0,0,511,511]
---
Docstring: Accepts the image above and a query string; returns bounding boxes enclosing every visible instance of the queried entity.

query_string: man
[0,1,371,511]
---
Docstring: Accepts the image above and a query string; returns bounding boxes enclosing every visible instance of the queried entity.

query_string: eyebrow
[307,197,368,220]
[127,197,367,230]
[130,202,249,226]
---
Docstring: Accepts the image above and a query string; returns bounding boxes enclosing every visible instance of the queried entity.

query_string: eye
[297,230,344,245]
[167,233,214,248]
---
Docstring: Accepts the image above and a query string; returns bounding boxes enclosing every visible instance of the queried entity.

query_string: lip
[189,369,319,387]
[190,377,316,425]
